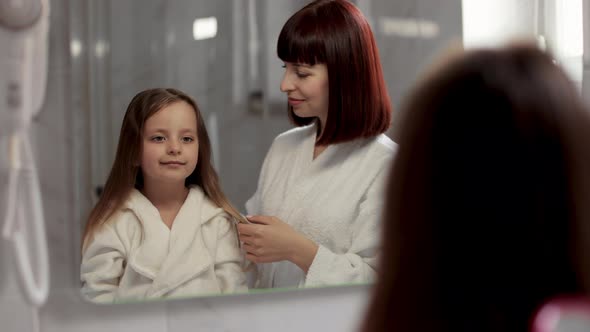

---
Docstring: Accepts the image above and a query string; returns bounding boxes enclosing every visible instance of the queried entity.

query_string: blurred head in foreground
[363,42,590,332]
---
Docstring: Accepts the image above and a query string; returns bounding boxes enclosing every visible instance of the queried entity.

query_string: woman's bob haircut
[277,0,392,145]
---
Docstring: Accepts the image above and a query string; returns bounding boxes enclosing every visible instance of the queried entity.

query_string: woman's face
[280,62,329,125]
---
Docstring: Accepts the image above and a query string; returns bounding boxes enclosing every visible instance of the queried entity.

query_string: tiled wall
[370,0,464,140]
[0,1,467,331]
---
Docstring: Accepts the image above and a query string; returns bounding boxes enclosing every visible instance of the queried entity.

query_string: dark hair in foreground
[362,44,590,331]
[277,0,392,144]
[82,88,246,250]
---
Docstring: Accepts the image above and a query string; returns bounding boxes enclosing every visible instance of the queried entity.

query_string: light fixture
[193,17,217,41]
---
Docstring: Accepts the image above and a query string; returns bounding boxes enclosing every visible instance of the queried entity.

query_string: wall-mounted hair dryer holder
[0,0,50,308]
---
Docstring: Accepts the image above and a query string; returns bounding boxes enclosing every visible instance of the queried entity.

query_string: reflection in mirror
[239,0,398,291]
[76,0,464,303]
[80,88,249,303]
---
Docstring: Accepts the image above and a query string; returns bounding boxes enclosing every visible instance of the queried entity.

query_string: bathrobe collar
[281,122,361,220]
[124,186,221,297]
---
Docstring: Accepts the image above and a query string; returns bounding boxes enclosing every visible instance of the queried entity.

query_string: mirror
[75,0,464,303]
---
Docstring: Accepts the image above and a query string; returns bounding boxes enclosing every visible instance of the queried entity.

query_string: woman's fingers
[239,215,292,263]
[242,242,265,256]
[245,253,260,263]
[237,223,257,236]
[246,215,273,225]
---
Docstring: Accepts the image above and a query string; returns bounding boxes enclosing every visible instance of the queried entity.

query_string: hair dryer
[0,0,50,307]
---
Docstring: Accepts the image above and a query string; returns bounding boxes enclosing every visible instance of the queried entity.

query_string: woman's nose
[280,71,294,92]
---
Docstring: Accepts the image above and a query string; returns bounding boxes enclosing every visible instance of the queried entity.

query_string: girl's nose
[167,140,181,155]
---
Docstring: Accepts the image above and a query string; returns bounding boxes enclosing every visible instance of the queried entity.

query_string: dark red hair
[277,0,392,145]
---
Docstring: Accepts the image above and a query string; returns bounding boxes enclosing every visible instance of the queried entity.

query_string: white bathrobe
[246,123,397,288]
[81,186,247,302]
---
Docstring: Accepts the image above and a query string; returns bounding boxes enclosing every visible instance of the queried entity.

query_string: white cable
[2,136,19,238]
[2,132,50,307]
[18,132,49,305]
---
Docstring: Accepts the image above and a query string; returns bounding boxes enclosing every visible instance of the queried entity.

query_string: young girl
[81,88,247,302]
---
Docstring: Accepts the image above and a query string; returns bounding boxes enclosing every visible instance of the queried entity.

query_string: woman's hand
[237,215,319,273]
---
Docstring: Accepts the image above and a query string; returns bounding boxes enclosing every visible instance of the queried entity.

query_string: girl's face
[280,62,329,125]
[140,101,199,187]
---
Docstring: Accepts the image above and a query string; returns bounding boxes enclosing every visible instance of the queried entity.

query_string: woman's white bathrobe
[81,186,247,302]
[246,123,397,288]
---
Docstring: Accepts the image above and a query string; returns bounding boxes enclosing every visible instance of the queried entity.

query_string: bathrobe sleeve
[80,223,126,302]
[212,216,248,293]
[304,165,388,287]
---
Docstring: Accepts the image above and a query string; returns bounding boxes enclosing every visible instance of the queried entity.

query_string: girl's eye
[182,137,194,143]
[296,72,309,78]
[151,136,165,142]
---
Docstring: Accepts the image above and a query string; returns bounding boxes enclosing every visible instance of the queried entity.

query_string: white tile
[40,290,168,332]
[167,286,371,332]
[0,294,36,332]
[0,241,36,332]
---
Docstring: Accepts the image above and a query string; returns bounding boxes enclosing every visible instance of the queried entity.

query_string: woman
[237,0,396,289]
[362,43,590,331]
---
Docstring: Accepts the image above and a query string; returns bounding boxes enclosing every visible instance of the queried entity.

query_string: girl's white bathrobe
[81,186,247,302]
[246,122,397,288]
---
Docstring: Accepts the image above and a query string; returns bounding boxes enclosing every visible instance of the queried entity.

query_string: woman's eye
[296,72,309,78]
[151,136,165,142]
[182,137,194,143]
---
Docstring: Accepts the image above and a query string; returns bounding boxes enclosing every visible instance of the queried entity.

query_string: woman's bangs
[277,24,325,65]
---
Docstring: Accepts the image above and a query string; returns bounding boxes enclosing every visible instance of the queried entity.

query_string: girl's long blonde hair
[82,88,247,252]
